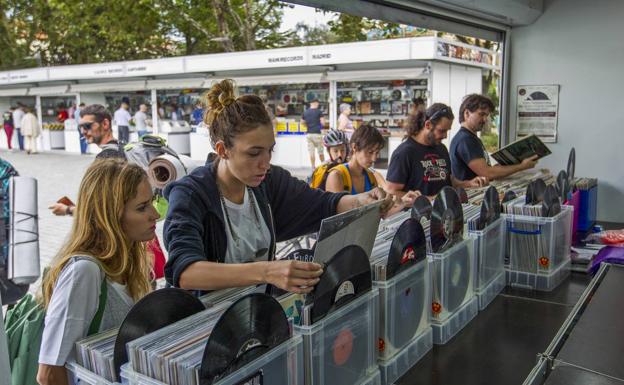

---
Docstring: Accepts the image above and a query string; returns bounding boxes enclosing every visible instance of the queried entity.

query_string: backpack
[4,269,107,385]
[329,163,378,193]
[309,161,341,190]
[0,158,26,305]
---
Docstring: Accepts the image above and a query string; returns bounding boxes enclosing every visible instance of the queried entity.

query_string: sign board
[516,85,560,143]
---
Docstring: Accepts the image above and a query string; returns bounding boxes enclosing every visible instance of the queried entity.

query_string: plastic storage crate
[505,205,573,275]
[429,237,478,345]
[66,361,117,385]
[374,260,431,361]
[506,258,571,291]
[469,217,506,310]
[294,289,379,385]
[578,185,597,231]
[378,328,433,385]
[121,335,304,385]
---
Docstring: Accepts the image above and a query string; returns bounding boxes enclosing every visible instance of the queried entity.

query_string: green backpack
[4,279,107,385]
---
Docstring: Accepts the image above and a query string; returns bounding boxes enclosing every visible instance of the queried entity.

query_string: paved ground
[0,149,311,294]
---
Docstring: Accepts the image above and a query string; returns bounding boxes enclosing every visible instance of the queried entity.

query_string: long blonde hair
[40,159,152,309]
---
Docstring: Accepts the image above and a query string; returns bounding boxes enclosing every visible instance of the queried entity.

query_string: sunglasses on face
[79,121,97,131]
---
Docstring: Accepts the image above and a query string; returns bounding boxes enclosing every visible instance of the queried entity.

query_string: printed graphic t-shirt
[386,137,452,196]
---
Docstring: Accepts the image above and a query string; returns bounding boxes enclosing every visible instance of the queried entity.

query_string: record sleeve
[430,187,464,253]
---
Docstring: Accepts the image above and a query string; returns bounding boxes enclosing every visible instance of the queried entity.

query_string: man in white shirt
[113,102,132,144]
[12,103,25,150]
[133,104,150,138]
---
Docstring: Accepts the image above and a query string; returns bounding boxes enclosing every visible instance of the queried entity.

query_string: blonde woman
[37,159,160,385]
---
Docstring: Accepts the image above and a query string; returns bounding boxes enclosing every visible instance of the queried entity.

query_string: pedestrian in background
[302,99,326,169]
[12,103,25,150]
[21,107,41,154]
[114,102,132,144]
[337,103,354,138]
[3,107,15,150]
[134,104,149,138]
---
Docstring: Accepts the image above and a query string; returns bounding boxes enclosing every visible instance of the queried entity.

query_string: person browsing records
[450,94,538,181]
[385,103,488,199]
[163,79,392,295]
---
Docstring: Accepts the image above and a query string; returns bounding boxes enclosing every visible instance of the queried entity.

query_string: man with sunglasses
[450,94,538,181]
[386,103,487,199]
[49,104,124,216]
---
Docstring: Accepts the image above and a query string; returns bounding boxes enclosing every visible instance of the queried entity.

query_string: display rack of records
[371,217,432,385]
[503,182,573,291]
[427,187,478,345]
[463,186,507,311]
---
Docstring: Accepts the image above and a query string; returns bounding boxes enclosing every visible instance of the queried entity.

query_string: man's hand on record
[264,260,324,294]
[400,190,422,207]
[467,176,489,188]
[48,203,70,216]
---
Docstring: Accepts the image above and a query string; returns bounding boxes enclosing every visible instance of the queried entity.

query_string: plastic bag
[585,229,624,246]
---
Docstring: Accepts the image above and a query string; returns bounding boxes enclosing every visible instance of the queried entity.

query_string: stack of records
[199,286,257,307]
[463,186,501,232]
[75,328,118,382]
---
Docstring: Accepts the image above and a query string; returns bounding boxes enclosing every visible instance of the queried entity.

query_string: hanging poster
[516,85,559,143]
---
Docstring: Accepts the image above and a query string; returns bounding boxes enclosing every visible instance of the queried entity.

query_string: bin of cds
[469,216,506,310]
[505,203,573,291]
[370,217,432,385]
[429,236,478,345]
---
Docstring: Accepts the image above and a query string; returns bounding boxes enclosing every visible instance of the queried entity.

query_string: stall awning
[326,68,426,82]
[0,88,29,97]
[146,78,206,90]
[28,85,70,96]
[223,73,326,86]
[70,80,147,93]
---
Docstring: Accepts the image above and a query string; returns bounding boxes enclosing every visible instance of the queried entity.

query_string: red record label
[539,257,550,267]
[378,338,385,353]
[400,245,415,265]
[333,328,354,366]
[432,302,442,314]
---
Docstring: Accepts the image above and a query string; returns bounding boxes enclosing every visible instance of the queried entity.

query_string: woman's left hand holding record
[263,259,323,294]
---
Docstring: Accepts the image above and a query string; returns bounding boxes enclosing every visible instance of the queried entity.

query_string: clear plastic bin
[378,328,432,385]
[506,258,571,291]
[505,206,573,274]
[294,289,379,385]
[431,296,478,345]
[469,217,505,295]
[120,335,304,385]
[477,271,505,310]
[374,260,431,361]
[360,368,382,385]
[66,361,117,385]
[429,237,476,323]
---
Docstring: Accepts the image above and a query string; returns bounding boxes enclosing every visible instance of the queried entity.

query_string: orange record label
[333,328,354,366]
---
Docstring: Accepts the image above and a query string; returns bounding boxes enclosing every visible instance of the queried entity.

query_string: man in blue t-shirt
[302,99,326,168]
[450,94,538,181]
[386,104,488,199]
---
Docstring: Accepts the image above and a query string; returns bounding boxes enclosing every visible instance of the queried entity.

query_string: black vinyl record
[456,187,469,204]
[567,147,576,182]
[410,195,432,224]
[478,186,500,230]
[200,293,290,385]
[502,190,517,204]
[430,186,464,253]
[526,179,547,204]
[556,170,570,202]
[114,288,205,379]
[308,245,372,324]
[386,219,427,279]
[542,185,562,217]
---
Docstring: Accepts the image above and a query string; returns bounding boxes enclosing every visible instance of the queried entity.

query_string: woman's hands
[263,260,324,294]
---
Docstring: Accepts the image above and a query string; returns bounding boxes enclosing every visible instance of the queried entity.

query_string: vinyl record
[478,186,500,230]
[430,186,464,253]
[308,245,372,324]
[444,242,472,313]
[567,147,576,182]
[542,185,562,217]
[200,293,290,385]
[113,288,205,378]
[386,219,427,279]
[456,187,469,204]
[410,195,432,225]
[502,190,517,204]
[525,179,547,204]
[391,89,402,101]
[556,170,570,202]
[283,94,290,103]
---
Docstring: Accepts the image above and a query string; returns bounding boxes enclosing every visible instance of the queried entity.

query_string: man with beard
[450,94,538,181]
[386,103,487,199]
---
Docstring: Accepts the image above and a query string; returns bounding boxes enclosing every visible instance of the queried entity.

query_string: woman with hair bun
[163,80,392,294]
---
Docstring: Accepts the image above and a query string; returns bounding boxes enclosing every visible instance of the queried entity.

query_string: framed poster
[516,85,560,143]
